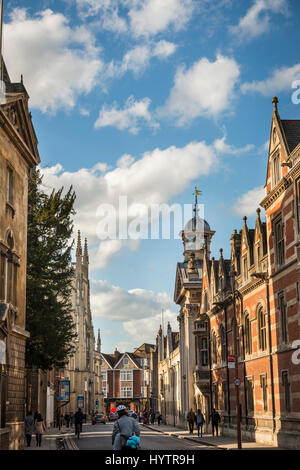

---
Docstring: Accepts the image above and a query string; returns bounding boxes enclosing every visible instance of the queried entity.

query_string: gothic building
[62,232,103,415]
[0,58,40,449]
[197,97,300,448]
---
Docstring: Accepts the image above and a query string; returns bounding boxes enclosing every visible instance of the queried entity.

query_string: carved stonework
[185,303,200,318]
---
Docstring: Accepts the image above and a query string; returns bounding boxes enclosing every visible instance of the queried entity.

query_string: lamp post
[229,269,242,450]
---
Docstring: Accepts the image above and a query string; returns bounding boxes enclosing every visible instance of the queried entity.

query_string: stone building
[0,59,40,449]
[156,323,180,426]
[196,97,300,449]
[62,232,102,416]
[101,344,155,413]
[173,194,214,427]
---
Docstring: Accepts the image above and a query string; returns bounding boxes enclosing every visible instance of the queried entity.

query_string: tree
[26,169,77,370]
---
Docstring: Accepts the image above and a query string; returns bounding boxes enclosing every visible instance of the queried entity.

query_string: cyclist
[112,405,140,451]
[74,408,84,438]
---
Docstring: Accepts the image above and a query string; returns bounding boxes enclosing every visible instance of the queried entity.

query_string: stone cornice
[260,175,293,210]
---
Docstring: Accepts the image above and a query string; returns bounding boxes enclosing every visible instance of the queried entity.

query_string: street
[66,422,215,450]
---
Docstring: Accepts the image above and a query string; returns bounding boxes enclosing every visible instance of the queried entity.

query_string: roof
[281,120,300,154]
[184,216,211,232]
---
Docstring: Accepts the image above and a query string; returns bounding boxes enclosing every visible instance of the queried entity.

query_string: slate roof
[281,120,300,153]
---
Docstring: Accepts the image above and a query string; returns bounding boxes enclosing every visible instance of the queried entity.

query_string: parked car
[94,413,106,424]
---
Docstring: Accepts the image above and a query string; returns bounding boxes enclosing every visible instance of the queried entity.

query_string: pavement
[141,423,284,450]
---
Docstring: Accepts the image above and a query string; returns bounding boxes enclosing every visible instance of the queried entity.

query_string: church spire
[97,329,101,353]
[76,230,82,261]
[192,186,202,230]
[83,237,89,265]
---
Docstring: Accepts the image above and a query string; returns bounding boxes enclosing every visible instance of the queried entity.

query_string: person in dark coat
[210,408,221,436]
[35,413,46,447]
[187,409,195,434]
[74,408,84,433]
[24,411,35,447]
[157,413,162,425]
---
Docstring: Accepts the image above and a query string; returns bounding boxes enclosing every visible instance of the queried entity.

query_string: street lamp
[229,269,242,450]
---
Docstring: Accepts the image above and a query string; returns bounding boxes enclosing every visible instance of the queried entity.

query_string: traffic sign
[234,378,241,386]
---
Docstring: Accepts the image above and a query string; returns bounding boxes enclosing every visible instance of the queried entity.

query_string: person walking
[35,413,46,447]
[112,405,140,451]
[157,413,162,426]
[196,409,205,437]
[70,412,73,427]
[210,408,221,437]
[65,413,70,428]
[24,411,35,447]
[74,408,84,436]
[150,410,155,425]
[187,409,195,434]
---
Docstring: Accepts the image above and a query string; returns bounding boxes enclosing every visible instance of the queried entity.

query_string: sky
[3,0,300,353]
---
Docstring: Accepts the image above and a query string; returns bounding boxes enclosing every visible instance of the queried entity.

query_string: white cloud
[76,0,128,33]
[107,41,176,78]
[213,136,255,155]
[232,186,265,216]
[129,0,194,37]
[90,279,178,346]
[230,0,288,42]
[4,8,103,113]
[80,107,90,116]
[41,136,251,268]
[94,95,158,134]
[241,63,300,96]
[160,54,240,124]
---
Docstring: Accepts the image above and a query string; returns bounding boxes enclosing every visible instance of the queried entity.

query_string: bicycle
[75,423,81,439]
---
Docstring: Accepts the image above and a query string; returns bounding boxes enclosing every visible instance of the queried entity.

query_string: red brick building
[196,98,300,448]
[101,344,155,413]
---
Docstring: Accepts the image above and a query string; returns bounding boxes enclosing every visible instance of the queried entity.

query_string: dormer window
[273,152,281,186]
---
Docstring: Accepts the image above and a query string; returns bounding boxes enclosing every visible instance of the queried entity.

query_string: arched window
[219,324,226,363]
[244,313,252,355]
[212,331,217,364]
[232,318,240,358]
[201,337,208,366]
[258,306,267,351]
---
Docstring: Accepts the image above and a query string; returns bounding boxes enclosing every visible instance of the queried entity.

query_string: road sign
[234,378,241,387]
[58,380,70,403]
[228,355,235,369]
[78,394,84,409]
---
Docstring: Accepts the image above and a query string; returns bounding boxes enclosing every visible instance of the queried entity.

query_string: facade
[62,232,103,416]
[0,60,40,449]
[196,97,300,448]
[157,323,180,426]
[101,344,155,413]
[173,197,215,427]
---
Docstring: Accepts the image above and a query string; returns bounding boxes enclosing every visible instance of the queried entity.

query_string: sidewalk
[23,425,77,451]
[142,423,283,450]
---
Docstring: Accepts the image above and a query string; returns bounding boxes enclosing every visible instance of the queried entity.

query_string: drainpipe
[238,294,248,426]
[224,304,231,424]
[266,279,276,434]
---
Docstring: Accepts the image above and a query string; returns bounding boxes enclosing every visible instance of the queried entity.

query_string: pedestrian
[35,413,46,447]
[150,410,155,425]
[74,408,84,434]
[112,405,140,451]
[70,412,73,427]
[65,413,70,428]
[187,408,195,434]
[157,413,162,426]
[196,409,205,437]
[24,410,35,447]
[210,408,221,437]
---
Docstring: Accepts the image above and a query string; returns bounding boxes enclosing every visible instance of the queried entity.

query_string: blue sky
[4,0,300,353]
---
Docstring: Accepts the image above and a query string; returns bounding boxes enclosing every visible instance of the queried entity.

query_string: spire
[76,230,82,260]
[83,237,89,265]
[97,329,101,353]
[192,186,202,230]
[272,96,278,113]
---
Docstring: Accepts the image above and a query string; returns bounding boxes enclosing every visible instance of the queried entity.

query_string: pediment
[1,95,40,164]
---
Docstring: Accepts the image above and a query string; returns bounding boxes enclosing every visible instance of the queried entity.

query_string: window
[278,291,288,343]
[212,332,217,364]
[246,378,254,413]
[282,371,291,413]
[120,386,132,398]
[243,257,248,281]
[296,178,300,233]
[120,370,133,381]
[222,381,228,412]
[273,153,281,186]
[0,255,6,301]
[201,337,208,366]
[101,371,107,381]
[219,325,226,363]
[102,385,108,398]
[258,307,267,351]
[260,375,268,411]
[123,357,129,365]
[244,313,252,355]
[232,318,240,358]
[6,166,14,205]
[213,383,218,409]
[274,216,285,266]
